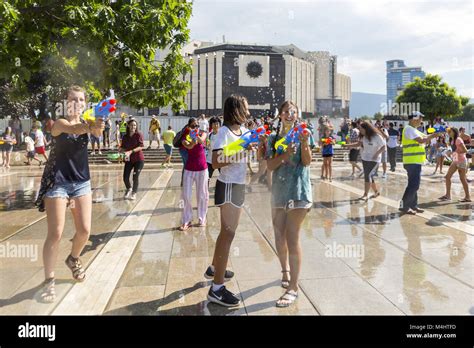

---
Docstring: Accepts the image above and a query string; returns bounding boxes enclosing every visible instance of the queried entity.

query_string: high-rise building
[386,59,425,104]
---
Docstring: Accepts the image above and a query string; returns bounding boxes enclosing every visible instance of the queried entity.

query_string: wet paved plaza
[0,163,472,315]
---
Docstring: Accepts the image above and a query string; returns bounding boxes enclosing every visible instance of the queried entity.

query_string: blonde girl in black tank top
[37,86,104,303]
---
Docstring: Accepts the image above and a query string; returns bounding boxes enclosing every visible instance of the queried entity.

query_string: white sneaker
[382,173,387,178]
[91,152,95,156]
[98,151,102,155]
[130,192,137,200]
[124,189,132,200]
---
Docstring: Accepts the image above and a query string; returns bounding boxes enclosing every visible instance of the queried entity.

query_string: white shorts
[150,133,160,141]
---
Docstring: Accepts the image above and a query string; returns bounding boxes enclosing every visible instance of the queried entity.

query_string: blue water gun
[185,128,202,142]
[274,123,310,154]
[427,124,448,134]
[83,90,117,122]
[223,125,270,156]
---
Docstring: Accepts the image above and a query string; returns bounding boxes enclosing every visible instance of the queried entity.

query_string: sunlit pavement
[0,162,472,315]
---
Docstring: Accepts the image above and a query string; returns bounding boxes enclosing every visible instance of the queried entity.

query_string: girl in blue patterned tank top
[266,100,315,308]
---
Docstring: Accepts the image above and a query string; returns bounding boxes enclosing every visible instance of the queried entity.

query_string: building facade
[180,43,350,118]
[306,51,350,117]
[386,59,425,104]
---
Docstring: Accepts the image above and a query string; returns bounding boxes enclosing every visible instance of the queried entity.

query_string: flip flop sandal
[371,192,380,199]
[438,196,451,201]
[65,255,86,282]
[39,278,56,303]
[179,222,191,231]
[276,290,298,308]
[459,198,472,203]
[281,270,290,289]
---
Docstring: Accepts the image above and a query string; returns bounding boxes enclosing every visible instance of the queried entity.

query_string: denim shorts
[164,144,173,155]
[45,180,91,199]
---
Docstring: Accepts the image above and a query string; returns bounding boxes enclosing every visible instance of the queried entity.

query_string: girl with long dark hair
[120,119,145,201]
[439,127,471,202]
[345,121,386,201]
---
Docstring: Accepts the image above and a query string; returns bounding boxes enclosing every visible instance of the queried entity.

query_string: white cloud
[189,0,473,94]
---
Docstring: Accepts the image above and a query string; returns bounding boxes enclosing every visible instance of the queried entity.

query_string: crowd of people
[2,84,471,309]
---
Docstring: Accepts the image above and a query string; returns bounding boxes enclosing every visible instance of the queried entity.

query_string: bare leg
[272,208,290,283]
[69,194,92,258]
[276,208,308,307]
[212,203,242,284]
[458,168,471,200]
[444,163,457,198]
[328,157,333,180]
[5,152,11,167]
[43,197,68,279]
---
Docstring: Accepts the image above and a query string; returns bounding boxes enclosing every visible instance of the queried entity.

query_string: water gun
[274,123,310,154]
[337,141,346,145]
[83,89,117,123]
[427,124,448,134]
[223,125,270,156]
[107,153,123,161]
[185,128,202,142]
[321,137,333,145]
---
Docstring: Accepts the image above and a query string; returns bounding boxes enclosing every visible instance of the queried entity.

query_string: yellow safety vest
[119,121,127,133]
[402,126,426,164]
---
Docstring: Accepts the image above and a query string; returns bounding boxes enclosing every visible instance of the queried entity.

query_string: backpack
[172,126,187,148]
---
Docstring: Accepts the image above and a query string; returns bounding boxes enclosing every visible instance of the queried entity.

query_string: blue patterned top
[266,132,315,207]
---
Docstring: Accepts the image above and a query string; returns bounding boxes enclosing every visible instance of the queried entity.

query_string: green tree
[396,74,468,122]
[0,0,192,120]
[450,103,474,121]
[373,112,383,121]
[462,103,474,120]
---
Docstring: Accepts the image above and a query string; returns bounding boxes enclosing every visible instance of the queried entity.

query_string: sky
[188,0,473,97]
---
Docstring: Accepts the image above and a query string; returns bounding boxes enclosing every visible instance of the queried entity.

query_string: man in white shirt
[400,112,441,214]
[32,124,48,161]
[23,132,41,165]
[386,123,400,172]
[198,114,209,133]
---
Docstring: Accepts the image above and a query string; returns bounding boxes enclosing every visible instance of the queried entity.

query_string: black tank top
[53,132,90,184]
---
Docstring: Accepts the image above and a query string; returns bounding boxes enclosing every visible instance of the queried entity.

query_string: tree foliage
[396,74,468,121]
[0,0,193,119]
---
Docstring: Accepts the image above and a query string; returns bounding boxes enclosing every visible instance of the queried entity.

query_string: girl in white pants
[180,120,209,231]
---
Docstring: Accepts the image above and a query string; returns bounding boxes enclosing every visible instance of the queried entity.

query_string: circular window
[246,61,263,79]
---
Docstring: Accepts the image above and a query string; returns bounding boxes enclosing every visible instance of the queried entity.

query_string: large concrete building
[307,50,351,117]
[180,41,350,118]
[133,41,350,118]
